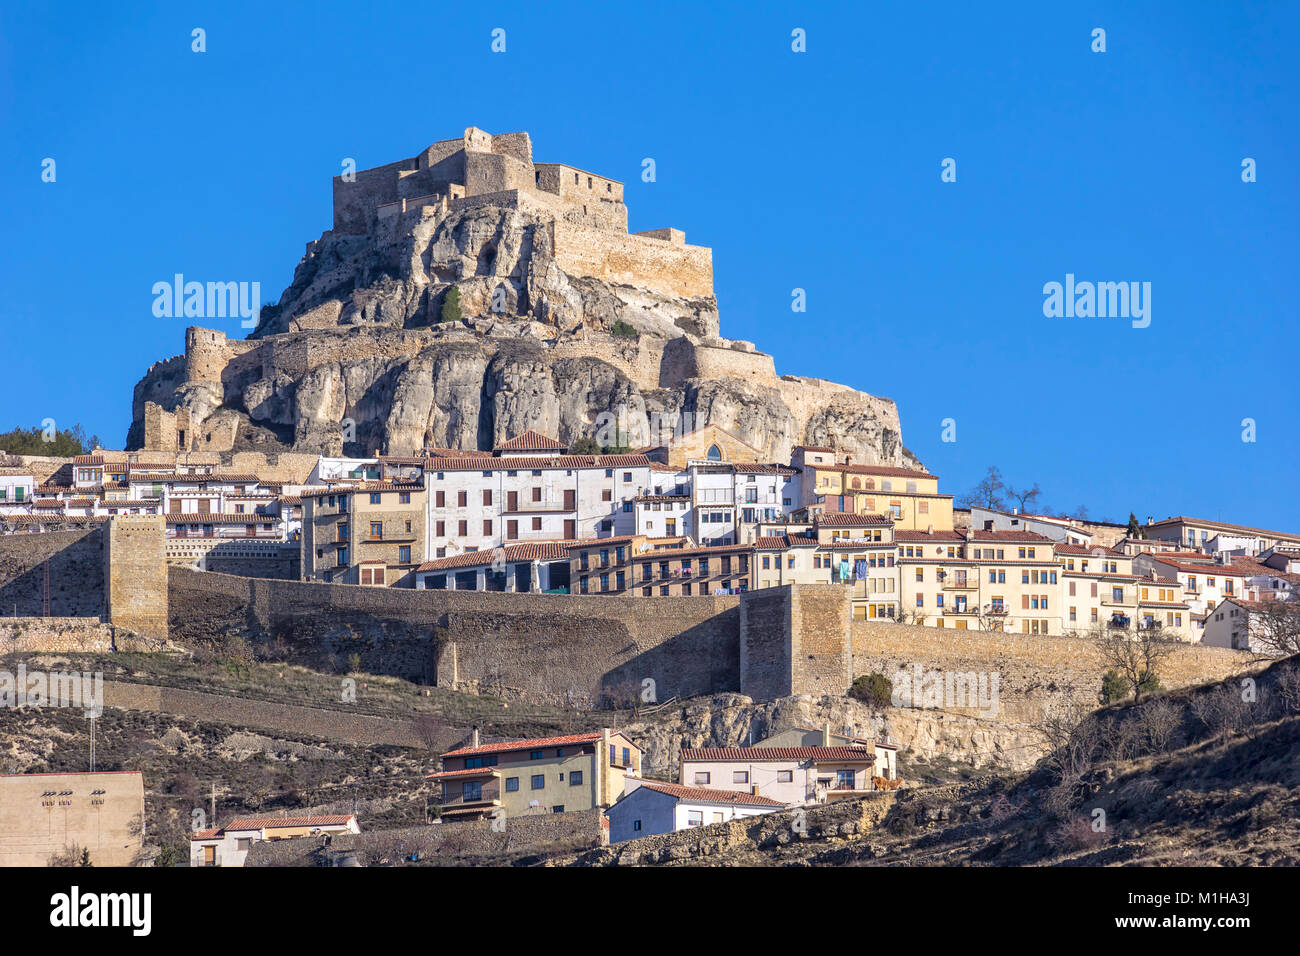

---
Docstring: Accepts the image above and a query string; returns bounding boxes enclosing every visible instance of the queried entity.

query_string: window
[733,771,749,784]
[694,772,711,785]
[505,777,519,792]
[370,493,381,504]
[399,546,411,563]
[529,750,544,760]
[687,810,704,827]
[370,521,383,539]
[531,774,545,790]
[633,820,641,831]
[777,770,793,783]
[569,770,584,786]
[462,781,482,801]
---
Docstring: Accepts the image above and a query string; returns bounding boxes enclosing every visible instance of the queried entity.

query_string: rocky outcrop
[628,692,1049,778]
[128,199,917,466]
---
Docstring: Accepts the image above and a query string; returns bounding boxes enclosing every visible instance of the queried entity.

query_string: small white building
[1201,597,1278,653]
[0,474,35,514]
[605,778,784,843]
[190,813,359,867]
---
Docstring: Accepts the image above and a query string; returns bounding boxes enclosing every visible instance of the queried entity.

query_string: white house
[1200,597,1280,653]
[0,474,35,514]
[606,778,784,843]
[190,813,359,867]
[679,743,894,806]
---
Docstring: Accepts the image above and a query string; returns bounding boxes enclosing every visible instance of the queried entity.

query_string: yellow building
[791,450,953,532]
[429,729,642,819]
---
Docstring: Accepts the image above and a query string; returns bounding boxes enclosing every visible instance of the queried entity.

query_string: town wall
[0,527,104,617]
[0,617,167,653]
[551,220,713,300]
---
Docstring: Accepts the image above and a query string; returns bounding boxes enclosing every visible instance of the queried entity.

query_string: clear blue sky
[1,1,1296,529]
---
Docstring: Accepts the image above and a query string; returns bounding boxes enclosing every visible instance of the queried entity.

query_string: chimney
[823,722,833,747]
[471,726,480,749]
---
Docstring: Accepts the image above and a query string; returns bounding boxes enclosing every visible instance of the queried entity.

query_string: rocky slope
[128,201,918,464]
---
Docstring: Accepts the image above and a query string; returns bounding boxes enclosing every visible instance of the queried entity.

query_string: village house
[301,480,426,585]
[1143,515,1300,556]
[189,814,360,867]
[1199,596,1295,654]
[1133,552,1250,639]
[428,729,641,820]
[678,740,894,806]
[605,779,784,843]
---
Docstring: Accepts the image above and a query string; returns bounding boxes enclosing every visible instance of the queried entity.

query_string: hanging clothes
[854,559,868,580]
[838,559,850,582]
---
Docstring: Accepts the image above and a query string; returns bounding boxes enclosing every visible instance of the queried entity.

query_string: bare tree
[412,712,449,751]
[1247,598,1300,658]
[1135,697,1181,754]
[957,466,1008,510]
[1005,482,1043,513]
[1090,621,1177,704]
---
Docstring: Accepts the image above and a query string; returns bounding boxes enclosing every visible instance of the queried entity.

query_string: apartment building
[429,729,641,820]
[897,529,1065,633]
[969,506,1095,546]
[301,481,426,585]
[792,447,952,532]
[582,537,753,596]
[423,434,653,558]
[1133,552,1250,638]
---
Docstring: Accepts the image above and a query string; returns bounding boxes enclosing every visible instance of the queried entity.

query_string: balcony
[942,578,977,590]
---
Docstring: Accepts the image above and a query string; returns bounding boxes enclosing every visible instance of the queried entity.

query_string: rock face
[128,130,917,466]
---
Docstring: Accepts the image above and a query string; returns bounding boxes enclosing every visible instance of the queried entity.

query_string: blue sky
[1,1,1296,529]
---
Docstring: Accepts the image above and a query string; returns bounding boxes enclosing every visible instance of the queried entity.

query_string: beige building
[793,448,953,532]
[0,771,145,867]
[302,480,426,585]
[429,729,642,820]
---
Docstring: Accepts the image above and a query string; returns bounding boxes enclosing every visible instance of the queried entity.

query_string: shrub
[440,286,462,323]
[849,672,893,710]
[610,319,637,338]
[1101,670,1129,705]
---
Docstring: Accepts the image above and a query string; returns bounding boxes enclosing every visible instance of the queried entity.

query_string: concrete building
[1200,597,1279,653]
[1143,515,1300,556]
[969,506,1095,546]
[0,771,145,867]
[429,730,641,820]
[606,779,784,843]
[1133,553,1250,639]
[190,813,359,867]
[793,448,952,532]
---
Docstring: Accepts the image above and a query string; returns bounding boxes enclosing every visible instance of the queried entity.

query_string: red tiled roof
[301,481,422,498]
[416,540,574,572]
[1149,558,1250,576]
[836,463,937,480]
[816,512,893,527]
[424,453,651,471]
[632,779,785,807]
[731,463,799,475]
[1146,515,1300,541]
[894,530,966,542]
[753,532,818,550]
[969,529,1056,543]
[165,514,277,525]
[1055,543,1125,557]
[442,731,611,758]
[223,814,355,831]
[681,746,877,762]
[493,430,567,452]
[425,766,502,780]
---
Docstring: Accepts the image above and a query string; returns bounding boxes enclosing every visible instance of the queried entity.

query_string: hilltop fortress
[131,127,911,466]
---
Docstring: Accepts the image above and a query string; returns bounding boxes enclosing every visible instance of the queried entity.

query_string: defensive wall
[167,570,1258,710]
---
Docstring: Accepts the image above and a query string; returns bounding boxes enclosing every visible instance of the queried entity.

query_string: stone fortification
[128,127,915,467]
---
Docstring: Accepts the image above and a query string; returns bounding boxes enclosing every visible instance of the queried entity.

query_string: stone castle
[132,127,909,464]
[331,126,713,300]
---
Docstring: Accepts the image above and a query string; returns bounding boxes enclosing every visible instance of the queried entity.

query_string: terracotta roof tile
[681,746,877,762]
[632,779,785,807]
[442,731,611,758]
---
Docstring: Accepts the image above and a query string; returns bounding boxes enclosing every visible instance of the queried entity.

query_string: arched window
[865,479,875,490]
[706,444,722,461]
[851,477,861,489]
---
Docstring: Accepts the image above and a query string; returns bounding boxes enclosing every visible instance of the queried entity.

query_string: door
[563,489,576,511]
[563,519,576,539]
[507,491,518,512]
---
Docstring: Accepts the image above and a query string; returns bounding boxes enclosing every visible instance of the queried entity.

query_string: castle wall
[0,527,105,617]
[551,221,713,300]
[658,338,778,388]
[333,157,417,233]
